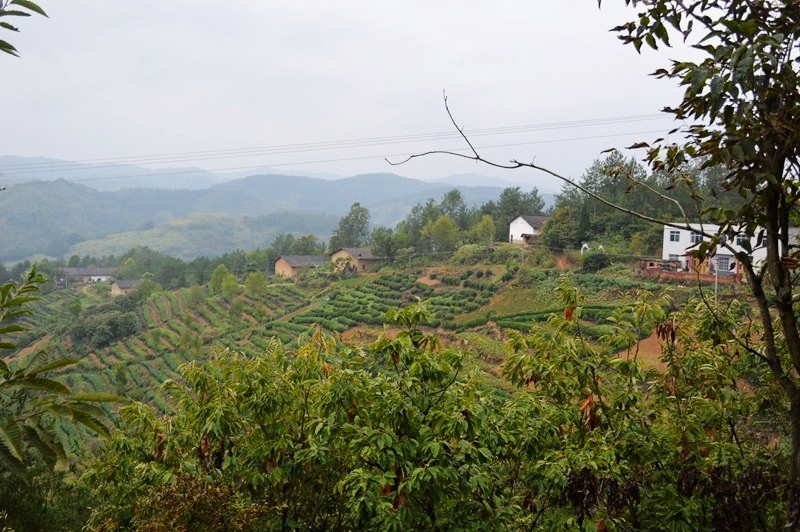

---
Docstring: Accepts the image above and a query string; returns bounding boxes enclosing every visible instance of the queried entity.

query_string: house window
[668,254,679,261]
[736,234,748,246]
[716,256,730,271]
[691,232,702,243]
[669,230,680,242]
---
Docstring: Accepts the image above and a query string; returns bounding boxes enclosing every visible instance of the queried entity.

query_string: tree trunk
[790,398,800,529]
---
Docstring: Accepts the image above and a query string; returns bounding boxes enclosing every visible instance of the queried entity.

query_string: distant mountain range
[0,156,556,262]
[0,155,222,191]
[0,155,558,193]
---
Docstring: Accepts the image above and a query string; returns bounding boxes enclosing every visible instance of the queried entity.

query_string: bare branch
[389,94,721,238]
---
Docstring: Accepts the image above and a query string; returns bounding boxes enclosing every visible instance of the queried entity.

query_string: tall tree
[209,264,231,296]
[471,214,496,246]
[329,202,370,250]
[422,215,460,252]
[439,189,470,229]
[369,226,396,259]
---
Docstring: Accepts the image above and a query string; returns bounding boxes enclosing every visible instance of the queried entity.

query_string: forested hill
[0,173,534,262]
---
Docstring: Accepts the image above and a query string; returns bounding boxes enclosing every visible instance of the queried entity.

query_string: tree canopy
[329,202,371,250]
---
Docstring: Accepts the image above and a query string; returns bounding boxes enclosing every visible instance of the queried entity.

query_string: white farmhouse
[509,215,549,245]
[661,224,776,274]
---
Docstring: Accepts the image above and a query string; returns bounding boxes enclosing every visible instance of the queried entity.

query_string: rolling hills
[0,173,536,262]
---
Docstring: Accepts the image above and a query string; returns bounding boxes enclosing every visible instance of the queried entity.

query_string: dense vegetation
[3,1,800,528]
[1,240,777,529]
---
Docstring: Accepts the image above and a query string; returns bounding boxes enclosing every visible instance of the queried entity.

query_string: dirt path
[8,335,52,361]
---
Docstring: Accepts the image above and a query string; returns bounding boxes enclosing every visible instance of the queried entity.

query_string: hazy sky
[4,1,687,192]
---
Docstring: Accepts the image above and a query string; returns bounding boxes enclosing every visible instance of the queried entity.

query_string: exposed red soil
[416,276,441,287]
[618,332,667,372]
[11,335,52,361]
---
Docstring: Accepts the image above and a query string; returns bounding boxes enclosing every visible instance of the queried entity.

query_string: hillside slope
[0,174,509,261]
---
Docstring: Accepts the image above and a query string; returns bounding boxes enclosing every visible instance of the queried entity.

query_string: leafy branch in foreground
[0,0,47,56]
[0,267,123,478]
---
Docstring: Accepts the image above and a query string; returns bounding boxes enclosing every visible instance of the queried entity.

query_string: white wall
[509,217,534,244]
[661,224,770,270]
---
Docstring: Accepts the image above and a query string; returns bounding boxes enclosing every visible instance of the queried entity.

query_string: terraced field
[9,265,671,428]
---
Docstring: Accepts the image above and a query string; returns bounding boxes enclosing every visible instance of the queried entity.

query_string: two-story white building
[661,224,770,274]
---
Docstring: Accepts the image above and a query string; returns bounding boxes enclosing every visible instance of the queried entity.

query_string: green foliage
[220,273,241,300]
[83,285,786,529]
[422,215,460,252]
[0,464,93,531]
[209,264,230,295]
[329,202,371,250]
[369,225,396,259]
[602,2,800,523]
[471,214,496,246]
[450,244,490,265]
[580,252,611,273]
[243,271,268,298]
[0,0,47,57]
[69,299,138,348]
[0,267,123,479]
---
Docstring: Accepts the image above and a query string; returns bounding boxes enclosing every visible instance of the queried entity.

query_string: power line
[17,128,671,184]
[0,113,671,176]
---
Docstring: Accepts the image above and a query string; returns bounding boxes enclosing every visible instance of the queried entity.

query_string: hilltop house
[509,215,549,245]
[111,279,141,297]
[661,224,800,274]
[274,255,328,279]
[330,247,386,273]
[57,267,118,286]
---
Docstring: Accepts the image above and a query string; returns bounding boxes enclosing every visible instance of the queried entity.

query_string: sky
[4,1,688,192]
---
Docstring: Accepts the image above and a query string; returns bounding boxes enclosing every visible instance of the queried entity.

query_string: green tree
[244,271,268,298]
[289,234,324,255]
[85,306,502,529]
[134,277,158,301]
[185,284,206,307]
[66,298,82,318]
[541,206,580,251]
[0,0,46,56]
[209,264,230,295]
[271,233,296,255]
[423,215,460,252]
[369,226,396,259]
[471,214,495,246]
[220,273,241,300]
[439,189,470,229]
[329,202,370,250]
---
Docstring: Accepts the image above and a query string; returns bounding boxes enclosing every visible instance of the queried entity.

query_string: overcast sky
[4,1,687,192]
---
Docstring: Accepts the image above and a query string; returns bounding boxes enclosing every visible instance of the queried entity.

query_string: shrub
[450,244,488,265]
[580,252,612,273]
